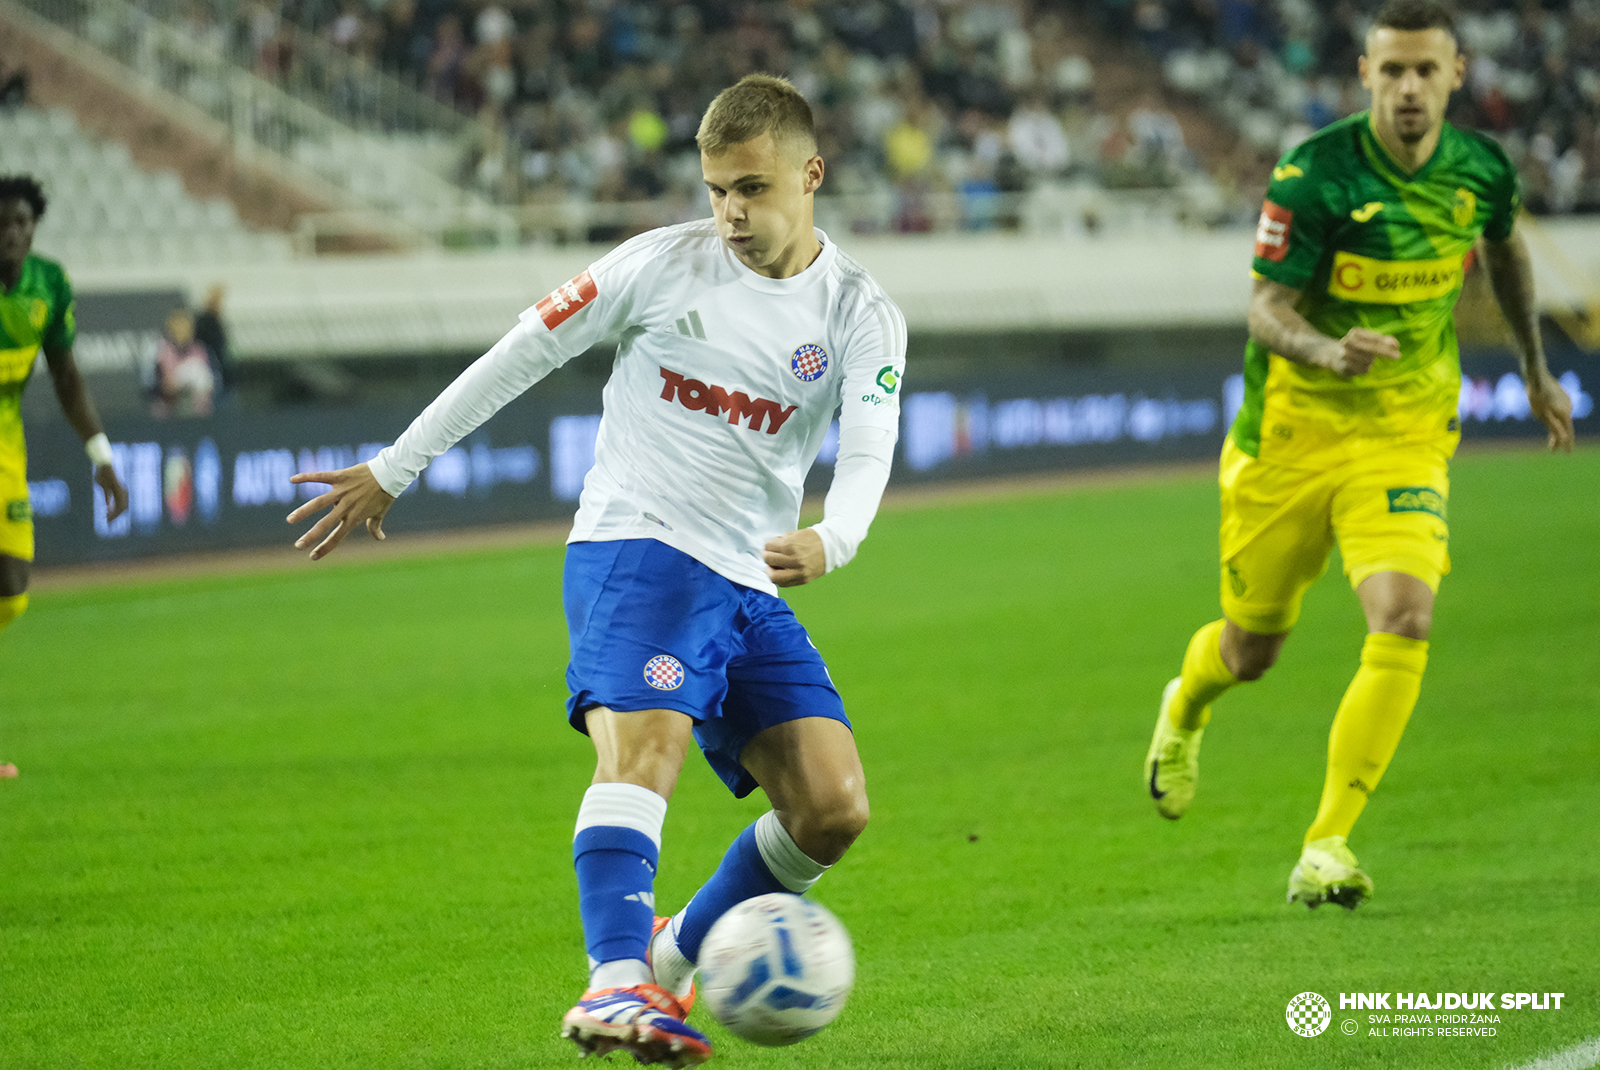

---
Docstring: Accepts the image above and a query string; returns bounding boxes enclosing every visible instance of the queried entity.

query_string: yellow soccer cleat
[1145,677,1206,820]
[1287,835,1374,910]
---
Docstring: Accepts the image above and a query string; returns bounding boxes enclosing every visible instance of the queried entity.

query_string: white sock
[754,811,829,893]
[590,958,652,991]
[651,920,697,1000]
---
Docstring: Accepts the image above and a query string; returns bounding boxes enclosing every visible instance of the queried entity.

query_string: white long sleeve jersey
[367,221,907,595]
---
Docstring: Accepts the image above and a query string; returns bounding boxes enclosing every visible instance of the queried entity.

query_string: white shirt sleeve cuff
[366,450,412,498]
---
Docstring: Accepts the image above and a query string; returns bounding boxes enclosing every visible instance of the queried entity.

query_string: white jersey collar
[723,227,836,294]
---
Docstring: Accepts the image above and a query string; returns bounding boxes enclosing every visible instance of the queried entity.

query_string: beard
[1393,105,1431,144]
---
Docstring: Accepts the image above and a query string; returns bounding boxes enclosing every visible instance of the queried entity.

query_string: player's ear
[1357,52,1371,90]
[1451,51,1465,90]
[802,155,824,196]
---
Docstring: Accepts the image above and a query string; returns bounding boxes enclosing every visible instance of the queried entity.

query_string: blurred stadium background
[0,0,1596,565]
[4,5,1600,1069]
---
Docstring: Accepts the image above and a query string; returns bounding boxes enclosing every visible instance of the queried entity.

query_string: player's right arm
[1248,278,1401,379]
[289,237,655,559]
[1247,146,1399,380]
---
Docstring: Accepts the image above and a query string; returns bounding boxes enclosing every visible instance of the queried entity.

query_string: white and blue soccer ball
[697,892,855,1047]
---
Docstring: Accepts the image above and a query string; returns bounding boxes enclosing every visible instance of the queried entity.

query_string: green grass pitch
[3,447,1596,1070]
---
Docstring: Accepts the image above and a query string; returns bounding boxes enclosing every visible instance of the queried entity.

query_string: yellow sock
[1170,619,1237,730]
[0,593,26,634]
[1305,632,1429,844]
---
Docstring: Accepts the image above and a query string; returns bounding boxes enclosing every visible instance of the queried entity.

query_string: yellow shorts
[0,444,33,562]
[1218,436,1451,635]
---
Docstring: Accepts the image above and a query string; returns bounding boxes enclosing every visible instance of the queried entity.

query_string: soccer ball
[697,893,855,1046]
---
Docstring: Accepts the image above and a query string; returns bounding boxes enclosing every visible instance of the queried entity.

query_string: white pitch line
[1503,1037,1600,1070]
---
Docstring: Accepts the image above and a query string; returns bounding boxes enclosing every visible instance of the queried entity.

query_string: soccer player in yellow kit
[1143,0,1575,909]
[2,175,129,774]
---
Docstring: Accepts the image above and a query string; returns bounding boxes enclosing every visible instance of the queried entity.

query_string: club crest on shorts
[643,654,685,690]
[790,343,828,382]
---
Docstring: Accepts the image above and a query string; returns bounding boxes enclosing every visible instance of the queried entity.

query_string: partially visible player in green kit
[1143,1,1575,907]
[1,174,130,774]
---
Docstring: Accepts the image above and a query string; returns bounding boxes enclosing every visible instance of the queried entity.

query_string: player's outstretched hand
[764,528,826,587]
[286,463,396,561]
[93,463,129,522]
[1527,373,1576,452]
[1322,328,1402,378]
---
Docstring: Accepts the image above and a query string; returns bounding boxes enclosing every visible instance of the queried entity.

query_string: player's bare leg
[650,718,866,1008]
[586,706,696,797]
[0,555,30,776]
[1148,619,1290,817]
[739,717,869,866]
[0,553,30,636]
[563,707,711,1067]
[1220,621,1289,682]
[1291,572,1433,909]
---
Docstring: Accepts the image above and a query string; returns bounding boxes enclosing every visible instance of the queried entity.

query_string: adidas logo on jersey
[659,366,798,435]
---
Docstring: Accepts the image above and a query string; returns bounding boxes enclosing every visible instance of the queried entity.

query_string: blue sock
[574,826,659,966]
[674,822,786,961]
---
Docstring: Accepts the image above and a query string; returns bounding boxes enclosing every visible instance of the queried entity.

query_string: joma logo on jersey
[1330,251,1463,305]
[536,271,597,329]
[1254,201,1292,262]
[658,367,798,434]
[1387,486,1447,521]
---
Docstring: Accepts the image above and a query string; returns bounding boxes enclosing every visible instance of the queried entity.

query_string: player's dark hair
[697,74,817,159]
[0,174,47,220]
[1370,0,1457,40]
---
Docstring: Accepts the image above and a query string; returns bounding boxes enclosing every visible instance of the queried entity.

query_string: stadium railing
[289,179,1234,252]
[4,0,507,237]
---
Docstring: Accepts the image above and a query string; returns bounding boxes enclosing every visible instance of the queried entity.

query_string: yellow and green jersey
[1234,111,1520,467]
[0,253,76,466]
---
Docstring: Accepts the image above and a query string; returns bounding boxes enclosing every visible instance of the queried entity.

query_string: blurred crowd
[198,0,1218,226]
[1131,0,1600,213]
[194,0,1598,220]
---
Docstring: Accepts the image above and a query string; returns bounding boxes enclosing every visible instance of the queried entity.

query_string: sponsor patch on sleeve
[1254,200,1293,263]
[536,270,598,330]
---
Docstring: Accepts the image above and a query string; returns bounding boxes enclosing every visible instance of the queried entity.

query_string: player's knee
[1232,652,1275,681]
[1227,640,1280,681]
[0,556,29,598]
[792,787,869,865]
[1372,605,1431,641]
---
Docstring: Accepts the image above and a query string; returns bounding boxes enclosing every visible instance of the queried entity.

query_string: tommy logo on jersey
[659,366,799,434]
[643,654,685,691]
[1255,201,1292,262]
[791,343,829,382]
[536,271,597,329]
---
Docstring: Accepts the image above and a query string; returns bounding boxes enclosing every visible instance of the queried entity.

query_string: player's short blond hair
[696,74,817,159]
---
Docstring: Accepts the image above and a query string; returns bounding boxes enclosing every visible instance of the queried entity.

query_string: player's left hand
[1527,373,1575,452]
[764,528,826,587]
[93,464,129,522]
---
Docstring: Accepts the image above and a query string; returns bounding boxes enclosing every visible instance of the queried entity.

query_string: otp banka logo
[1286,992,1333,1037]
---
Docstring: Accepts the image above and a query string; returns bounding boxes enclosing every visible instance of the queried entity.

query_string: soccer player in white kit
[288,75,905,1067]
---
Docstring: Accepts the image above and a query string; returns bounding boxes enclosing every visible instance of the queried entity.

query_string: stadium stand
[1115,0,1600,214]
[0,105,295,268]
[3,0,1597,256]
[190,0,1598,227]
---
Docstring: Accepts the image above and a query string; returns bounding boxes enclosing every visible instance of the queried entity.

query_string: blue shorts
[563,539,850,798]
